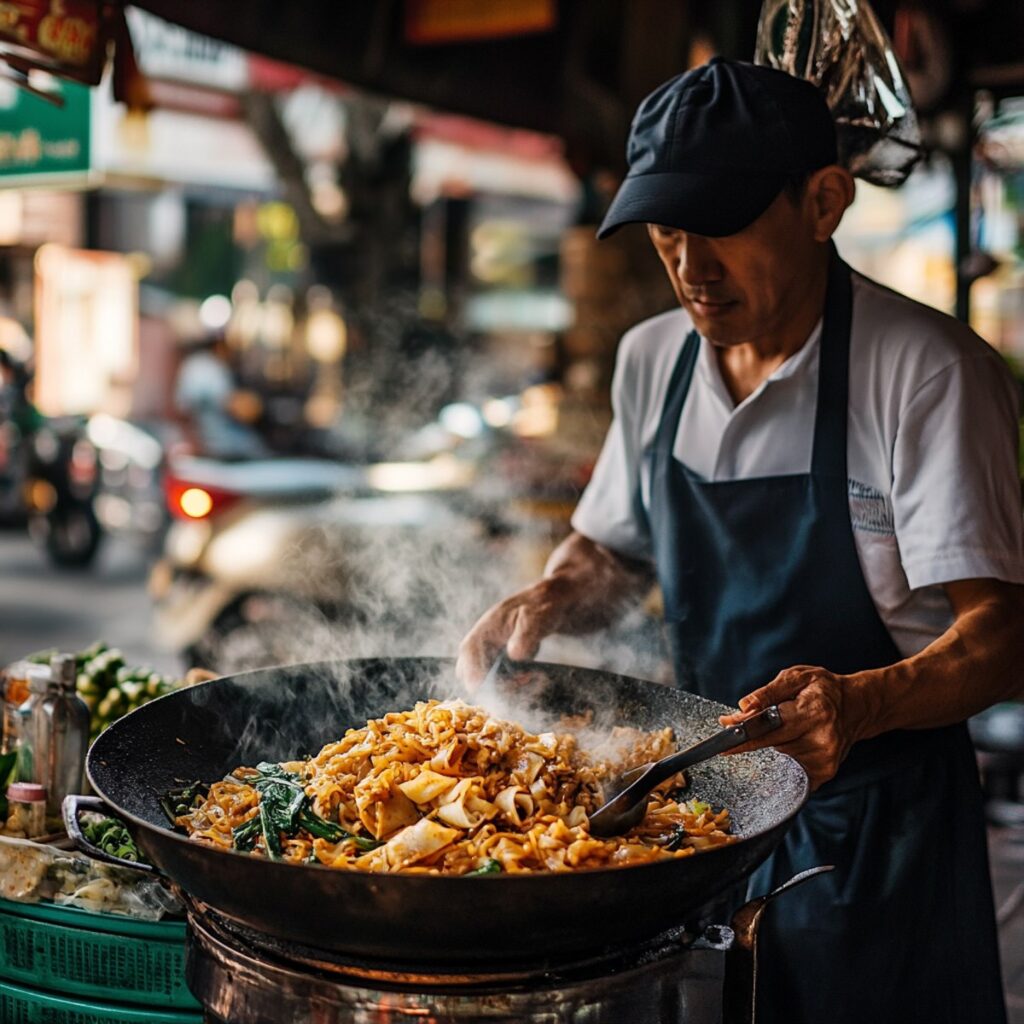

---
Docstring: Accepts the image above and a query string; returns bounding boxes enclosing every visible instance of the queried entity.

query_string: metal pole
[953,95,975,324]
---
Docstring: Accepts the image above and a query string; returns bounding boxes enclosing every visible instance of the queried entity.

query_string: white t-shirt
[572,271,1024,659]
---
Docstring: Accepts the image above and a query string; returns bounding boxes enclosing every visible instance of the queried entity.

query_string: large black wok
[83,657,808,963]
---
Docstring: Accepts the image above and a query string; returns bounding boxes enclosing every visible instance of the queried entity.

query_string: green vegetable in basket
[82,815,148,865]
[0,749,17,819]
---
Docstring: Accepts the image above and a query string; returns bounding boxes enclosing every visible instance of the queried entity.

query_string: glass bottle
[15,668,53,782]
[31,655,90,818]
[1,661,32,756]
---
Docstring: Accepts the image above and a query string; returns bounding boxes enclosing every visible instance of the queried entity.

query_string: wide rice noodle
[178,700,736,875]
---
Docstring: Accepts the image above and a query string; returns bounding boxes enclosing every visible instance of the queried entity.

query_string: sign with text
[0,75,89,184]
[124,6,249,92]
[0,0,104,84]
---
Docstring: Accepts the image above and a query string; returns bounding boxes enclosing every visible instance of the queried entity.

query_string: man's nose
[677,234,723,288]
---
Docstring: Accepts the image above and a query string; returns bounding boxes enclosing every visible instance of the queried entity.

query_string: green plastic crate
[0,897,200,1012]
[0,978,202,1024]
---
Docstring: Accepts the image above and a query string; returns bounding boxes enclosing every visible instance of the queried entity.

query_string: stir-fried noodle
[175,700,735,874]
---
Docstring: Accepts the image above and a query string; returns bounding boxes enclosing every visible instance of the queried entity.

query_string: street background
[0,530,176,676]
[0,1,1021,1016]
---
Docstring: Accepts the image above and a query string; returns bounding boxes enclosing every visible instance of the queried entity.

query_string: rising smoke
[184,281,674,749]
[189,484,673,760]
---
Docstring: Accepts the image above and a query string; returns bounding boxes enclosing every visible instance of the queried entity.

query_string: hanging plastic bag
[754,0,921,187]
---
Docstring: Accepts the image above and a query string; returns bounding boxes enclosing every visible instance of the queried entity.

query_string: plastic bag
[755,0,921,186]
[0,834,180,920]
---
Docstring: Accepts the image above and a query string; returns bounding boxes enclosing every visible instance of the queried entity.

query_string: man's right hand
[455,531,654,689]
[455,576,573,688]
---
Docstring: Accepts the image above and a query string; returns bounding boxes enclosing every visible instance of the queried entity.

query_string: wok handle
[722,865,834,1024]
[61,794,157,874]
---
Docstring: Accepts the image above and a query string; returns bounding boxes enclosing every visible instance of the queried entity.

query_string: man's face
[647,189,820,346]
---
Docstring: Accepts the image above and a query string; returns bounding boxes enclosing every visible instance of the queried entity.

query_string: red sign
[405,0,556,45]
[0,0,104,84]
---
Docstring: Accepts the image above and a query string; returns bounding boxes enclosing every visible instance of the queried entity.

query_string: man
[458,58,1024,1022]
[174,330,268,460]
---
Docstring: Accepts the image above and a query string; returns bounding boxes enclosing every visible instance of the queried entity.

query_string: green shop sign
[0,77,90,184]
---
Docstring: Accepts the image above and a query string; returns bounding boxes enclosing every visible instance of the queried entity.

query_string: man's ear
[805,165,855,242]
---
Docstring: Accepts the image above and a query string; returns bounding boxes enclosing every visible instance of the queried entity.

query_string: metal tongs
[588,705,784,837]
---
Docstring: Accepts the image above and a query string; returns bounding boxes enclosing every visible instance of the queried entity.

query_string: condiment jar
[5,782,47,838]
[30,655,90,819]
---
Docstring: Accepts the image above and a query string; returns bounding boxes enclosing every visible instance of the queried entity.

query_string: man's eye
[653,224,680,238]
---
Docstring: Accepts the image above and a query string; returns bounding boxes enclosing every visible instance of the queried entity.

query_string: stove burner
[198,898,722,985]
[185,897,736,1024]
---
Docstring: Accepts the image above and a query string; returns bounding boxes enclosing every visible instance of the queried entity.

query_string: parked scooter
[150,452,528,673]
[0,350,167,566]
[24,416,105,567]
[85,414,168,551]
[0,349,35,525]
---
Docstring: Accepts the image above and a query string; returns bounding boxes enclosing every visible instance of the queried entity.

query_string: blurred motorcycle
[0,351,166,566]
[85,414,168,550]
[149,453,528,673]
[24,416,104,567]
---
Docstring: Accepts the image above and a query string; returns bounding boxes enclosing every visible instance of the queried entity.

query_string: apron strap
[810,249,854,480]
[653,329,701,453]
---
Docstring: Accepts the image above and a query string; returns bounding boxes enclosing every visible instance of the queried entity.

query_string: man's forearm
[541,531,655,635]
[850,582,1024,739]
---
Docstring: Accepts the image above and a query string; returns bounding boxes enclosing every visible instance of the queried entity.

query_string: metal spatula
[588,705,784,837]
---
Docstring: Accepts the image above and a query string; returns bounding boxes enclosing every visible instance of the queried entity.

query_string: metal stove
[183,868,826,1024]
[185,899,739,1024]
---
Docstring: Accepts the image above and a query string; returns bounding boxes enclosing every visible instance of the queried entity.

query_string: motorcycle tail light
[69,440,98,486]
[164,476,240,521]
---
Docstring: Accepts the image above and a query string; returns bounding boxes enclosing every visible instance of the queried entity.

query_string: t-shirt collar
[695,316,824,407]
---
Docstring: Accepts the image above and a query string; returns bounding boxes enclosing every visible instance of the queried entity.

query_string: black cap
[597,58,837,240]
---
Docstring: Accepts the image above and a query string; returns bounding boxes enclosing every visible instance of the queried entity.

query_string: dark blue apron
[645,253,1006,1023]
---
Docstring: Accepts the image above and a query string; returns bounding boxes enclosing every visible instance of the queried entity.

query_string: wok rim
[86,657,810,883]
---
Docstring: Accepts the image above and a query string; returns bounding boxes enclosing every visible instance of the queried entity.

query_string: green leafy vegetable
[294,804,381,851]
[159,781,210,826]
[171,761,383,860]
[255,779,306,861]
[232,816,261,851]
[229,762,303,786]
[468,858,502,875]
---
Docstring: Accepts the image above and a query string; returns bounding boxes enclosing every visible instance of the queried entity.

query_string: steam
[186,282,674,753]
[190,496,673,763]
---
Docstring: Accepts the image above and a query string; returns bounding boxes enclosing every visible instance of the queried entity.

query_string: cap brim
[596,170,785,240]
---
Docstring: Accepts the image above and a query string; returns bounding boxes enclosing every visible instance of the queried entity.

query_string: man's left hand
[718,666,872,790]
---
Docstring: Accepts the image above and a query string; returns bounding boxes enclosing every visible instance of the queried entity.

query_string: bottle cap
[7,782,46,802]
[26,666,52,695]
[50,654,77,692]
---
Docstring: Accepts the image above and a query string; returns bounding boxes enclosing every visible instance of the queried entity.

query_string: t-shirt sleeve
[892,353,1024,589]
[570,337,655,562]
